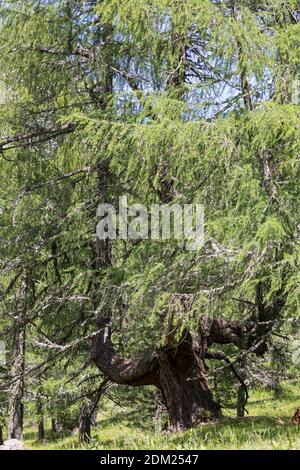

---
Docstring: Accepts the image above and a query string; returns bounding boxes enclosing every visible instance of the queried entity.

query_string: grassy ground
[24,383,300,450]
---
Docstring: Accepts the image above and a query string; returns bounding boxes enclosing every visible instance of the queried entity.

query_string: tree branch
[91,316,159,386]
[0,123,75,152]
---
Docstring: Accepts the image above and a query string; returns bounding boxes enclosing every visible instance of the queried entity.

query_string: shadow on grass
[24,386,300,450]
[169,415,298,450]
[23,429,73,444]
[97,409,156,431]
[25,414,299,450]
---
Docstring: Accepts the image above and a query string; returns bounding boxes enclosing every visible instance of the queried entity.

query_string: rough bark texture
[235,358,247,417]
[8,277,27,440]
[156,332,221,430]
[91,299,262,430]
[92,315,159,386]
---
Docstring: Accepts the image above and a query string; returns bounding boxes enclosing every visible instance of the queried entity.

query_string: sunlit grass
[24,382,300,450]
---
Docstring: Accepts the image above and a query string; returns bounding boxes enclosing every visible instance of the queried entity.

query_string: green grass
[24,383,300,450]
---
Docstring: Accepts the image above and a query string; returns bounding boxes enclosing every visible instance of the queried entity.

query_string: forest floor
[23,382,300,450]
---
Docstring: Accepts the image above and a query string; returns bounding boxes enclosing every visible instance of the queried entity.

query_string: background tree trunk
[51,418,59,434]
[38,418,45,441]
[79,404,92,443]
[237,385,246,417]
[36,375,45,441]
[78,384,107,443]
[8,276,27,440]
[236,359,247,417]
[36,398,45,441]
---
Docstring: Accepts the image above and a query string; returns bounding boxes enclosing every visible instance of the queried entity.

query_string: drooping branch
[0,123,75,152]
[12,167,95,208]
[8,45,148,94]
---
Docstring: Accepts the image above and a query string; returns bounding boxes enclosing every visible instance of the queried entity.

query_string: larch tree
[0,0,299,432]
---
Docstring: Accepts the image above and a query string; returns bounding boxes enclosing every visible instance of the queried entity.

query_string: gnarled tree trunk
[92,298,260,430]
[156,333,220,430]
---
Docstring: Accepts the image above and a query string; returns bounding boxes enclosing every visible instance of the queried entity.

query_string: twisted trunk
[156,332,220,430]
[92,311,259,429]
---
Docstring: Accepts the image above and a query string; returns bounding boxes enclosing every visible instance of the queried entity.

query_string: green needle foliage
[0,0,299,444]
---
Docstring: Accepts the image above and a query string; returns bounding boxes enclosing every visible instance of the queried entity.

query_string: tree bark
[0,425,3,445]
[38,418,45,441]
[92,302,260,430]
[78,383,107,443]
[36,399,45,441]
[36,376,45,441]
[8,276,27,440]
[236,358,247,417]
[79,410,91,443]
[237,385,246,417]
[51,418,59,434]
[156,332,220,430]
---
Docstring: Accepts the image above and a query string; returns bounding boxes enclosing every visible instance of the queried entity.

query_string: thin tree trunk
[237,385,246,417]
[36,374,45,441]
[36,392,45,441]
[51,418,59,434]
[0,424,3,445]
[231,3,254,112]
[8,276,27,440]
[79,404,92,443]
[38,418,45,441]
[236,358,247,417]
[78,383,108,443]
